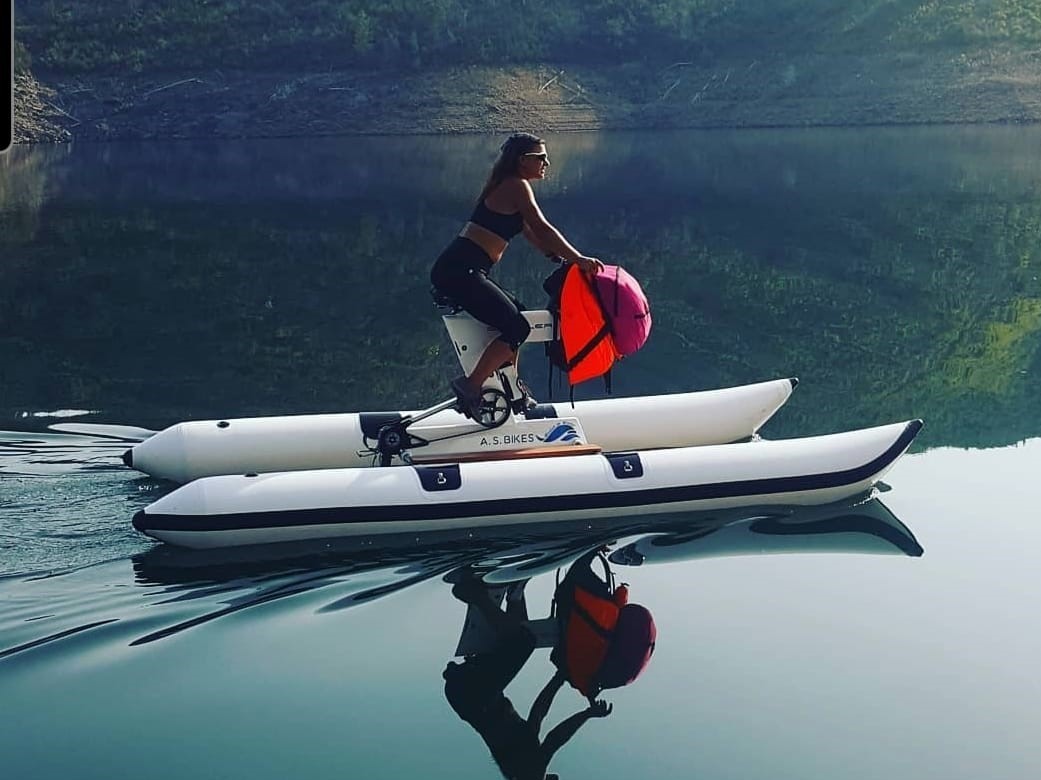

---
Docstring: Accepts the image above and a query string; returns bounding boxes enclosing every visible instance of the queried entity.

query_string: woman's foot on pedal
[516,378,538,409]
[452,574,490,605]
[451,376,483,420]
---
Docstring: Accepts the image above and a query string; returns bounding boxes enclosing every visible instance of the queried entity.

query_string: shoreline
[14,116,1041,151]
[13,49,1041,145]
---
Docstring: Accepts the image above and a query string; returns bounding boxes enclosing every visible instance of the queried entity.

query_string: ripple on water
[1,427,168,574]
[0,424,152,477]
[0,542,480,671]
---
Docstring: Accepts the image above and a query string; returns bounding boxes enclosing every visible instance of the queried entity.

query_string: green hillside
[15,0,1041,74]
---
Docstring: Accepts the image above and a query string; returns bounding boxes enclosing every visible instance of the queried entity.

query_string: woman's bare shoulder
[487,177,534,212]
[503,177,537,205]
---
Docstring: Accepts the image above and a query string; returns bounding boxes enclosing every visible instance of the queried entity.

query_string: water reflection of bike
[444,550,656,780]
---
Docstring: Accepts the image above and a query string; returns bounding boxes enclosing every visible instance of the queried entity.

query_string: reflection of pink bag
[597,601,657,690]
[592,265,652,356]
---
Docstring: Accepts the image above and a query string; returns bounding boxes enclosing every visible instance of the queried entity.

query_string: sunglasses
[522,152,551,164]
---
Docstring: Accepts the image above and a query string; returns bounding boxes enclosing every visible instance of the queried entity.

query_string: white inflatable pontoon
[124,377,798,482]
[132,419,922,549]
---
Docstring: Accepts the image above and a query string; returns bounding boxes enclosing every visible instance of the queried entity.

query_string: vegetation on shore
[16,0,1041,74]
[11,1,1041,142]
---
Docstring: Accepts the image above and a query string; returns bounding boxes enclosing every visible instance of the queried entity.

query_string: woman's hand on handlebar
[576,256,604,275]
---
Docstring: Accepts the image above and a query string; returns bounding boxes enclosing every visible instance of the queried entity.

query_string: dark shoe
[516,378,538,409]
[451,376,483,420]
[452,576,488,604]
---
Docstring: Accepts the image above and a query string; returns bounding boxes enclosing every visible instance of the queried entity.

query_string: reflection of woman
[430,133,603,418]
[443,578,612,780]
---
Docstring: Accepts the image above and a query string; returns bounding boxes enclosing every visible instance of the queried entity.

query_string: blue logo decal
[538,422,581,443]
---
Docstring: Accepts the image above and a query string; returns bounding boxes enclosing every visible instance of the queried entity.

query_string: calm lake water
[2,127,1040,779]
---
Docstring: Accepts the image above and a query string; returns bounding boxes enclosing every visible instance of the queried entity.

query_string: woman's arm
[541,700,612,760]
[521,222,554,258]
[511,180,603,272]
[528,670,567,734]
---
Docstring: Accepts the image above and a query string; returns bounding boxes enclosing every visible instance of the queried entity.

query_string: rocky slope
[13,47,1041,143]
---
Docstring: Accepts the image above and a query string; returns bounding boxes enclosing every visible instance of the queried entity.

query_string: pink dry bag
[591,265,652,356]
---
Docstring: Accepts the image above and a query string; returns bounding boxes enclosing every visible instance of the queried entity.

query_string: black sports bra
[469,200,524,241]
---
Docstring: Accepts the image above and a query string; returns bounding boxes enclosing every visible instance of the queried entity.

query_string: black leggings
[431,237,531,351]
[443,625,536,719]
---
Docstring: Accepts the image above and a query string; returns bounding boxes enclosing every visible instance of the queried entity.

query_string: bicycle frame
[441,309,556,401]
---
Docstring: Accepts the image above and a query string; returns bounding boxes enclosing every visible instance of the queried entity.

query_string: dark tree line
[14,0,1041,74]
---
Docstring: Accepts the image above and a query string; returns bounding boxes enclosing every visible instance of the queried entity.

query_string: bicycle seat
[430,286,463,313]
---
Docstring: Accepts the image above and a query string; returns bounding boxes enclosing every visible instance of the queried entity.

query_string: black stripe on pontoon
[134,420,923,533]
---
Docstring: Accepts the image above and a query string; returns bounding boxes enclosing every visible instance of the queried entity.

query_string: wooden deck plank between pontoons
[410,444,602,465]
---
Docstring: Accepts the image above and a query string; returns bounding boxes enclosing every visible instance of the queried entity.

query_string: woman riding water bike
[430,133,603,419]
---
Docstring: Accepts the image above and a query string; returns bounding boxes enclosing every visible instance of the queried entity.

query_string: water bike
[126,288,923,550]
